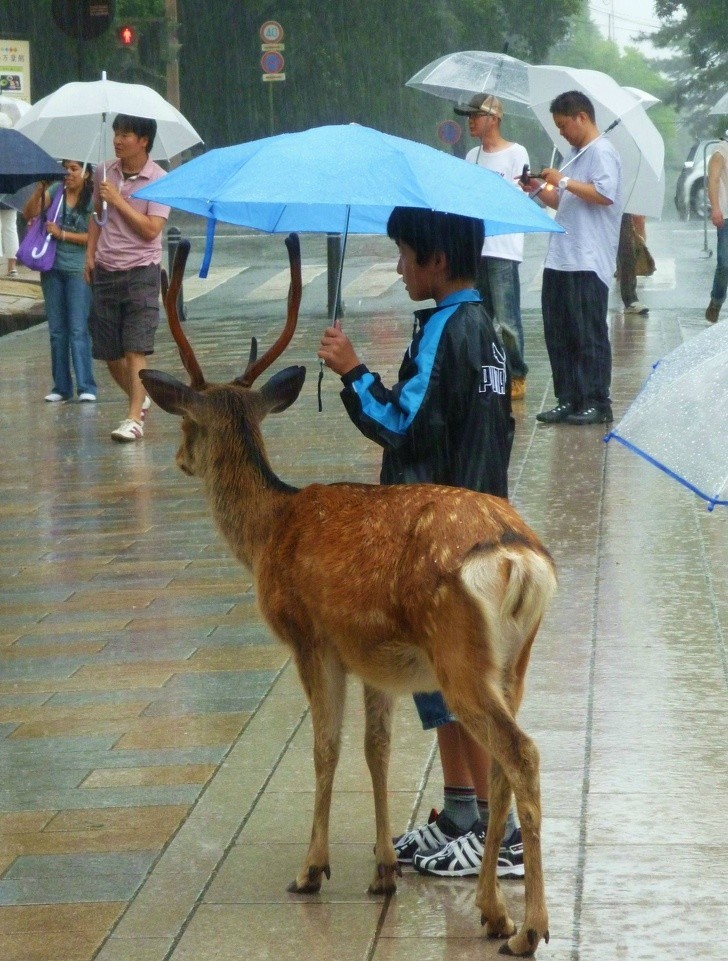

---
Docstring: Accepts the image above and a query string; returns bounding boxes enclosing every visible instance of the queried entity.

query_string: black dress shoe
[565,405,614,425]
[536,403,574,423]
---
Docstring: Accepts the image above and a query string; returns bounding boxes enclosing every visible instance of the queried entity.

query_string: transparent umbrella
[605,322,728,510]
[406,56,665,218]
[406,51,534,118]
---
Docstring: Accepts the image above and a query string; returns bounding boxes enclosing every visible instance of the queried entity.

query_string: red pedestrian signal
[117,23,137,46]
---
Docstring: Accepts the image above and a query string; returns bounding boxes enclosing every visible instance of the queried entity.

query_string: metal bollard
[166,226,187,320]
[326,233,345,322]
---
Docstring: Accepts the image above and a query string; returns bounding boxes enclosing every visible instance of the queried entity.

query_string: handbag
[17,188,64,272]
[634,234,656,277]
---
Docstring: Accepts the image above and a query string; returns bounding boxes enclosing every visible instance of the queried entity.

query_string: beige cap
[454,94,504,119]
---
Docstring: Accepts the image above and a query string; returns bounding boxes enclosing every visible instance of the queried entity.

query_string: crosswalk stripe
[640,259,676,290]
[184,267,249,303]
[246,265,327,301]
[343,263,401,298]
[526,259,676,292]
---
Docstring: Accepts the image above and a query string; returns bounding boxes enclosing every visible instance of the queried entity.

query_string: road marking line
[343,263,401,298]
[246,265,327,300]
[526,259,677,293]
[184,267,250,302]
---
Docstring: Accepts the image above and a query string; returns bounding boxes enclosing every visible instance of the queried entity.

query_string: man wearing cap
[455,94,529,400]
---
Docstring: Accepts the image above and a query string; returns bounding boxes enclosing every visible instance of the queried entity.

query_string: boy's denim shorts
[413,690,456,730]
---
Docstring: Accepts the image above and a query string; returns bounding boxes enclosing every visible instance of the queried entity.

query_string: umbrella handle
[92,138,108,226]
[93,201,108,227]
[31,233,53,259]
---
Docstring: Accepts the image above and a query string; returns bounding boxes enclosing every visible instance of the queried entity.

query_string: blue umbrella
[133,123,563,276]
[0,128,65,194]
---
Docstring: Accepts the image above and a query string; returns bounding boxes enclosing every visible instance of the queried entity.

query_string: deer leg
[453,698,548,957]
[288,649,347,894]
[476,759,514,935]
[362,684,400,895]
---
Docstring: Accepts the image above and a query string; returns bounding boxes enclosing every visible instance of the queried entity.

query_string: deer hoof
[482,913,517,940]
[368,862,399,895]
[286,864,331,894]
[497,928,544,957]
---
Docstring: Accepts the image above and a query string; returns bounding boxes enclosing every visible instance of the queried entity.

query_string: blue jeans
[476,256,528,378]
[710,222,728,304]
[413,690,456,730]
[41,269,96,398]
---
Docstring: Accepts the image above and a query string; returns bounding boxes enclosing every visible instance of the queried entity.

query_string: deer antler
[236,233,302,388]
[164,239,206,391]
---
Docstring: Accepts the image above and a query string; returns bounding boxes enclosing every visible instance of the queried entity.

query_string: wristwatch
[559,176,570,191]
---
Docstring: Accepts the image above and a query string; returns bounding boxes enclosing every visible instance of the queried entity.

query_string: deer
[141,235,557,957]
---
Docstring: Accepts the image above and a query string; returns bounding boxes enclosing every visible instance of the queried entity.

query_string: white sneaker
[78,393,96,402]
[140,395,152,420]
[625,301,649,315]
[111,418,144,442]
[44,392,66,402]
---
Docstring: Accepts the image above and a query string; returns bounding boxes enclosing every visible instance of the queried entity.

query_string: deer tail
[499,548,557,639]
[460,544,557,645]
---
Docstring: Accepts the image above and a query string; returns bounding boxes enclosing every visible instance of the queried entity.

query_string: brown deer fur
[140,238,557,957]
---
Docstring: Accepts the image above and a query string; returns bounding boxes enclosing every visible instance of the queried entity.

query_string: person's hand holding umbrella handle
[22,180,51,221]
[318,325,360,377]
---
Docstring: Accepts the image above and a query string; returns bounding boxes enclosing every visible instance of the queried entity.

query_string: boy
[317,206,523,879]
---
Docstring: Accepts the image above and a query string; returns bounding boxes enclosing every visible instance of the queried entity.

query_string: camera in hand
[519,164,531,186]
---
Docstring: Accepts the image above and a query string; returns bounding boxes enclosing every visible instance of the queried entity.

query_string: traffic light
[117,23,137,47]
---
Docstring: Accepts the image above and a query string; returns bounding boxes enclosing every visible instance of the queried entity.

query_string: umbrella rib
[608,434,728,508]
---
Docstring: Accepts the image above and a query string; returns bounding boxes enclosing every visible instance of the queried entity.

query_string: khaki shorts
[89,263,160,360]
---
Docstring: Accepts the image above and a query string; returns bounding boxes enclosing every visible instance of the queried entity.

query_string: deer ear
[259,365,306,414]
[140,370,202,416]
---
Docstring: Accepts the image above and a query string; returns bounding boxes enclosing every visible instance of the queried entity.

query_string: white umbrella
[0,95,31,125]
[520,66,665,219]
[623,86,661,110]
[605,322,728,511]
[406,55,665,218]
[15,75,202,162]
[710,92,728,115]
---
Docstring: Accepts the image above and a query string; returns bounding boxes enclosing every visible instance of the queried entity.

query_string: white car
[675,139,721,220]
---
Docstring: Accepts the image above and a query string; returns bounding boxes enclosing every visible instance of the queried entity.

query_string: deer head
[140,233,306,479]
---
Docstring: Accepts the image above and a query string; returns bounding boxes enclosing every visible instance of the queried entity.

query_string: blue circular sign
[437,120,462,145]
[261,51,285,74]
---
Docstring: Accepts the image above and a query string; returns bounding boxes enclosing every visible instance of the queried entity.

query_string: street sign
[437,120,462,145]
[0,40,31,101]
[262,74,286,82]
[259,20,284,44]
[261,51,285,75]
[261,43,285,52]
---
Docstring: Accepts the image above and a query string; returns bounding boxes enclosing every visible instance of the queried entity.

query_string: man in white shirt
[455,95,529,400]
[522,90,622,425]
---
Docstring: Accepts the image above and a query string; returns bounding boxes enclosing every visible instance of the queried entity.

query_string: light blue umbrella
[133,122,562,277]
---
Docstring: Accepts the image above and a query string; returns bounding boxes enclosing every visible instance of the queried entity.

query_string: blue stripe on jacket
[351,289,481,436]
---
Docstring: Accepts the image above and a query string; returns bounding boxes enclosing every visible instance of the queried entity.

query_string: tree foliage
[549,15,682,165]
[651,0,728,135]
[1,0,581,149]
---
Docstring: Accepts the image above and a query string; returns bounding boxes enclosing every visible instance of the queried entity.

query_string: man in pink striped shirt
[85,114,170,443]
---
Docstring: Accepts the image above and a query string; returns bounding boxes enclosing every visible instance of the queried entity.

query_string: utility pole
[165,0,181,110]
